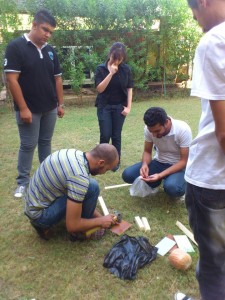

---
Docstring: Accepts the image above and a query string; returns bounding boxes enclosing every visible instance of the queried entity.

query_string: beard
[90,166,104,176]
[158,127,170,138]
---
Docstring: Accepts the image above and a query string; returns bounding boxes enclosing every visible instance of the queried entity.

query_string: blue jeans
[185,183,225,300]
[16,108,57,186]
[97,104,126,158]
[30,178,100,229]
[122,160,186,197]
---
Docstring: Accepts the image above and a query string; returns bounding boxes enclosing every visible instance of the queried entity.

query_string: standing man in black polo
[4,9,64,198]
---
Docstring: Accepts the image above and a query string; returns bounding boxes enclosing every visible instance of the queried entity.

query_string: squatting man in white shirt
[122,106,192,198]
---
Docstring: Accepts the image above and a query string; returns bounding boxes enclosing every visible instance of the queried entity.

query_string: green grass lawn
[0,96,201,300]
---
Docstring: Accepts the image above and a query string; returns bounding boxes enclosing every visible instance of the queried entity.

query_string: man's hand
[100,214,117,228]
[140,163,149,178]
[20,107,32,123]
[142,174,161,183]
[108,63,118,75]
[57,106,65,118]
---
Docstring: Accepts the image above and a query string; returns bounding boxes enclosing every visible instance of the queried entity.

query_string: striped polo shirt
[25,149,90,219]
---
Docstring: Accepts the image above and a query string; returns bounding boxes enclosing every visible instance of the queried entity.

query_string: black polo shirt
[94,61,133,108]
[4,35,62,113]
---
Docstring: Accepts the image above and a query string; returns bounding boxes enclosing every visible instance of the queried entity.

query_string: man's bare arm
[140,141,153,178]
[66,200,115,233]
[210,100,225,153]
[143,147,189,182]
[55,75,64,118]
[6,72,32,123]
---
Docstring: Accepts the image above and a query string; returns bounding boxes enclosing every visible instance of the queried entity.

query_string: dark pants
[97,104,125,158]
[185,183,225,300]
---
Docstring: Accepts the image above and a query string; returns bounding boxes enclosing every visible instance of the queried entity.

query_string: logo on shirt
[48,51,54,61]
[4,58,7,67]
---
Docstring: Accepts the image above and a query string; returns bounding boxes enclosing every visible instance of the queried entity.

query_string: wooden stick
[176,220,198,246]
[98,196,109,216]
[142,217,151,231]
[105,183,132,190]
[85,196,109,237]
[134,216,145,231]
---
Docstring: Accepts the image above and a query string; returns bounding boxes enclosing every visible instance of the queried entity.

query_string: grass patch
[0,96,201,300]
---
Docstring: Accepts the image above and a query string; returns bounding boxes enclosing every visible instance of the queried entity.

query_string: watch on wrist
[58,103,65,108]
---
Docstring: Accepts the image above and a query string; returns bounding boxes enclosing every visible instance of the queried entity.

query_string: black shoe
[111,163,120,172]
[30,222,51,240]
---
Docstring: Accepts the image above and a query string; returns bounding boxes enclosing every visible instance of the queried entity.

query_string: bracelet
[58,104,65,108]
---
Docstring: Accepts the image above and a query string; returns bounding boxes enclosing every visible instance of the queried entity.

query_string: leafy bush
[1,0,201,92]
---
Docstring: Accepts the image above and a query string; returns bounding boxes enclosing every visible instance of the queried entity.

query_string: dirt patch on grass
[63,84,191,107]
[63,87,96,106]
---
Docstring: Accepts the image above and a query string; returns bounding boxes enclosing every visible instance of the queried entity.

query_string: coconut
[168,248,192,271]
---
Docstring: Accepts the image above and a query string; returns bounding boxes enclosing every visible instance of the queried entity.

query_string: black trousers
[186,183,225,300]
[97,104,126,158]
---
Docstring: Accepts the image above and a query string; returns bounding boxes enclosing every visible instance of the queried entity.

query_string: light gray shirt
[144,118,192,165]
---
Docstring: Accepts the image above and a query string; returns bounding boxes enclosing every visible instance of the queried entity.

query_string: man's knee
[164,182,185,197]
[20,140,38,152]
[122,168,134,183]
[88,178,100,195]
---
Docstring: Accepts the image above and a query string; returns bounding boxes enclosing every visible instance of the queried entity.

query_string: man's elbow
[66,221,80,233]
[216,132,225,153]
[180,158,188,169]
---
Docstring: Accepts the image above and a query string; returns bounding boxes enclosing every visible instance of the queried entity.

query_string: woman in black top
[95,42,133,171]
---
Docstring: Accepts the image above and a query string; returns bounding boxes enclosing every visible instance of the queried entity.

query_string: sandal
[69,228,106,242]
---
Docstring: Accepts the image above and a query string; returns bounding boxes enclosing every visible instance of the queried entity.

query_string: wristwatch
[58,103,65,108]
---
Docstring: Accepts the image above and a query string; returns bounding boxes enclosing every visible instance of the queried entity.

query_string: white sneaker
[180,194,185,201]
[151,187,159,194]
[174,292,193,300]
[14,185,26,198]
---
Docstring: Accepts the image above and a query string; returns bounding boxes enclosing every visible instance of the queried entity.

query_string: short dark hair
[33,9,56,27]
[108,42,127,62]
[144,107,168,127]
[187,0,199,9]
[90,143,119,165]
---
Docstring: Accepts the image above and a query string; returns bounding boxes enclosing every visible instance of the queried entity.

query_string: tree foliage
[0,0,201,91]
[0,0,21,86]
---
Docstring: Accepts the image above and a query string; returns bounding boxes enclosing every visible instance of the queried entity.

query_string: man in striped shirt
[24,143,119,240]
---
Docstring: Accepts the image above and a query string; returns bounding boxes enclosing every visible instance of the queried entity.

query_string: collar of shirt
[83,152,91,174]
[23,33,47,50]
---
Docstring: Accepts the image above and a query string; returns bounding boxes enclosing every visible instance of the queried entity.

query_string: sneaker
[179,194,185,201]
[170,194,185,202]
[151,187,159,194]
[14,185,26,198]
[30,222,51,240]
[174,292,194,300]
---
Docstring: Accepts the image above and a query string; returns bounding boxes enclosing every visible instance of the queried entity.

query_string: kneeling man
[24,143,119,239]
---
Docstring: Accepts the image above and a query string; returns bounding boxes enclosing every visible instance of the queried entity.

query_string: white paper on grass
[173,235,195,252]
[155,237,176,256]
